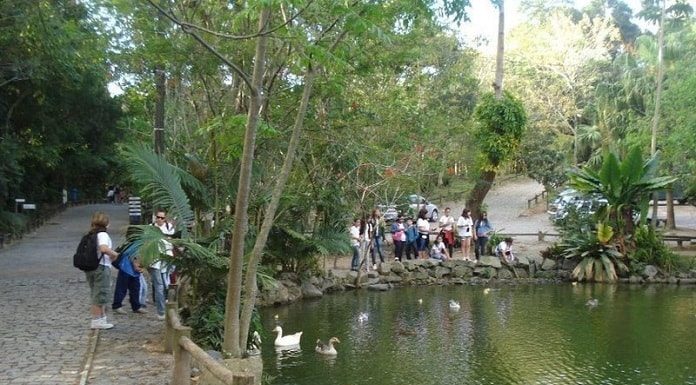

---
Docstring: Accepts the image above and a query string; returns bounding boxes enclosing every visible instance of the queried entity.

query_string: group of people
[83,209,176,330]
[349,206,515,271]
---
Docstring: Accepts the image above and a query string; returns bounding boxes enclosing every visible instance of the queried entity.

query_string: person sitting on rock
[430,235,449,261]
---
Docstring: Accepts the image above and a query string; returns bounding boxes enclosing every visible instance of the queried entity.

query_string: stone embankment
[258,255,696,306]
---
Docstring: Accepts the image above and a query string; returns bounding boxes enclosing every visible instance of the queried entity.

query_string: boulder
[478,256,501,269]
[451,265,473,278]
[260,283,289,306]
[541,259,556,271]
[474,267,497,279]
[643,265,659,279]
[513,268,528,278]
[367,270,380,279]
[628,275,644,284]
[527,254,545,266]
[498,268,514,280]
[412,270,429,281]
[300,282,323,299]
[561,259,578,271]
[378,263,391,275]
[391,261,406,274]
[679,278,696,285]
[423,259,441,268]
[383,274,403,283]
[368,283,391,291]
[515,255,530,266]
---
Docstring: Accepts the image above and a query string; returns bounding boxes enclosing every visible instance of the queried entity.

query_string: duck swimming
[449,300,461,311]
[315,337,340,355]
[586,298,599,308]
[273,326,303,347]
[358,312,369,323]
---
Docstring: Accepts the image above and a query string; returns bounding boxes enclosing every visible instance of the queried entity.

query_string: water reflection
[260,285,696,385]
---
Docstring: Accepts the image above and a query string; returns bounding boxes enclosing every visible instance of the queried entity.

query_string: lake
[259,284,696,385]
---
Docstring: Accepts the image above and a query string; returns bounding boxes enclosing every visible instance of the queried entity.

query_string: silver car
[407,194,439,222]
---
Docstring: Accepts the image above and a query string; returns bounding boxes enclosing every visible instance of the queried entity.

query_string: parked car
[404,194,439,222]
[377,204,399,223]
[548,189,607,222]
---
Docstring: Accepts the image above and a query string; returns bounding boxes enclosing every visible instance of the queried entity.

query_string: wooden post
[233,374,255,385]
[172,330,192,385]
[537,231,545,242]
[165,302,177,353]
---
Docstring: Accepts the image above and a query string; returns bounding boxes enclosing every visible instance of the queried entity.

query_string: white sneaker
[372,264,377,270]
[156,314,166,321]
[90,318,114,330]
[113,307,127,315]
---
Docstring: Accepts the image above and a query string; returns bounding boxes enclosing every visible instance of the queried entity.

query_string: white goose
[273,326,303,347]
[449,300,461,311]
[315,337,340,355]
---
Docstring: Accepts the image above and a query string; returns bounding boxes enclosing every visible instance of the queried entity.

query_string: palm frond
[121,143,195,237]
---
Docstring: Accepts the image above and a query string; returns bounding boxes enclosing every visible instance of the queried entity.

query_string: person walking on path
[86,211,120,330]
[474,211,494,260]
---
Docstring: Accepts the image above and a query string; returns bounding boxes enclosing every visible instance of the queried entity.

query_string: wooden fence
[164,286,255,385]
[527,190,548,209]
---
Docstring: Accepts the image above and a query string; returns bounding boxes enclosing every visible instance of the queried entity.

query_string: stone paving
[0,203,172,384]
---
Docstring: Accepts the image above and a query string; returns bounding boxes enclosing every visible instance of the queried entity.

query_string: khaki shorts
[86,265,111,306]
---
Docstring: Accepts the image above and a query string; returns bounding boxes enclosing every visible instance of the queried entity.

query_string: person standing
[350,218,361,271]
[85,211,119,329]
[391,216,406,261]
[151,210,175,320]
[404,218,418,260]
[368,208,386,269]
[438,207,455,258]
[474,211,494,260]
[416,208,431,259]
[112,242,147,314]
[456,209,474,261]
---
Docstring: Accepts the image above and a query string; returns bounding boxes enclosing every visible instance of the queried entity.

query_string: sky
[457,0,656,50]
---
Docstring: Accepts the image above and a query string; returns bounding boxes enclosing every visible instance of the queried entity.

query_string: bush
[631,226,679,272]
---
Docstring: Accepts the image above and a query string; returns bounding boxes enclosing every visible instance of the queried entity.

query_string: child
[495,237,515,264]
[430,235,449,261]
[404,218,418,260]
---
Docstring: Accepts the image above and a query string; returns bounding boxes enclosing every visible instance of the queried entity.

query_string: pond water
[259,284,696,385]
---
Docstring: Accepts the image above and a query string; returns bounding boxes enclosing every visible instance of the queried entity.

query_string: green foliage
[561,222,627,282]
[631,225,679,272]
[569,147,676,237]
[474,92,527,167]
[518,129,568,189]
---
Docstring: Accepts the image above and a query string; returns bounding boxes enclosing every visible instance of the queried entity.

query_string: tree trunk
[650,0,666,226]
[493,0,504,100]
[222,8,270,358]
[466,170,496,221]
[238,68,316,351]
[666,189,675,229]
[154,64,166,155]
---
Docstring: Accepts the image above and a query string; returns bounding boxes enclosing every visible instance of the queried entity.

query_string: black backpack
[73,231,103,271]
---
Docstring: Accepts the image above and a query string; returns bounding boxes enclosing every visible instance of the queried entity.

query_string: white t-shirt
[456,216,474,238]
[153,222,175,269]
[496,241,514,261]
[350,225,360,247]
[97,231,113,267]
[431,241,447,259]
[439,215,455,231]
[417,218,430,234]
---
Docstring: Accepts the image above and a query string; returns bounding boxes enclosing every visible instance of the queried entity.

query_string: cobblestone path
[0,204,172,384]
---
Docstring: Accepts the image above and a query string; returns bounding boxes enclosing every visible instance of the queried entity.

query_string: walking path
[0,204,171,384]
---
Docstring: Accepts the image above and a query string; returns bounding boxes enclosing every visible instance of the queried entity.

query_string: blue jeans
[475,237,488,259]
[112,271,142,311]
[351,245,360,271]
[371,237,384,264]
[148,267,167,316]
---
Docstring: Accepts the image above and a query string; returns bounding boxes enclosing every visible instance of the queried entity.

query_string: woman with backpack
[85,211,120,330]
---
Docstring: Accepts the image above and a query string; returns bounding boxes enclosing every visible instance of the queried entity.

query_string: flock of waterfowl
[267,287,600,356]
